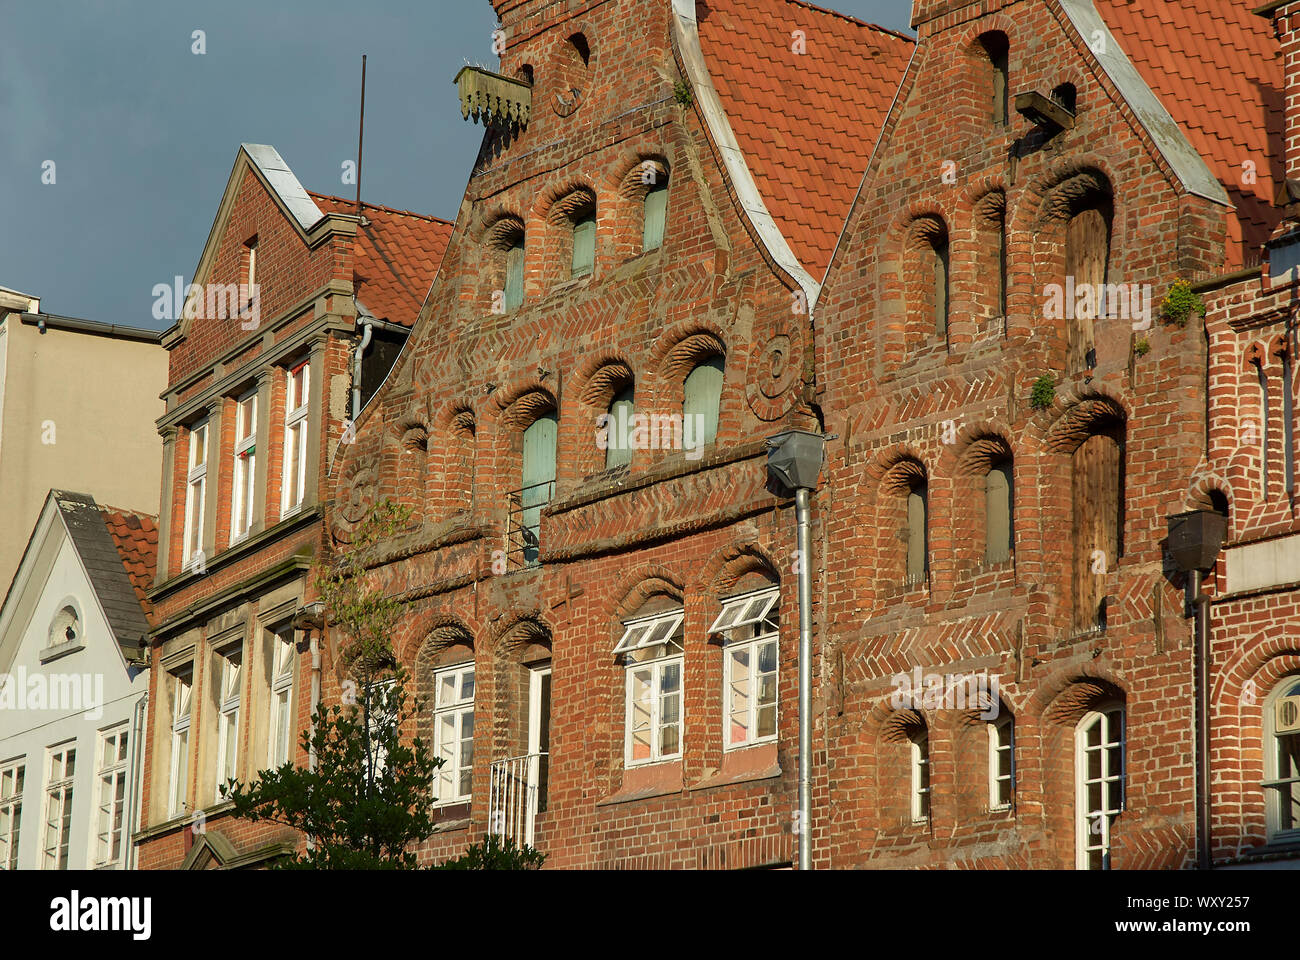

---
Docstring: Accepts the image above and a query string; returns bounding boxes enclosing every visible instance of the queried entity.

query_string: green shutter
[985,461,1013,564]
[521,413,557,562]
[907,483,928,582]
[683,357,723,447]
[606,388,634,469]
[643,185,668,251]
[505,241,525,310]
[571,215,595,278]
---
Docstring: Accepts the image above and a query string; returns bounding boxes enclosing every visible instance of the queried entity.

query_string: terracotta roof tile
[1094,0,1282,270]
[308,193,454,326]
[98,506,159,625]
[697,0,912,278]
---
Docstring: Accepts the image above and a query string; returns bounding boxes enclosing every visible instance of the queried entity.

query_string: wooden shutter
[606,388,634,469]
[1072,430,1122,629]
[571,215,596,278]
[985,461,1013,564]
[1065,206,1109,372]
[933,240,949,338]
[505,241,525,310]
[907,483,928,583]
[643,185,668,251]
[683,358,724,446]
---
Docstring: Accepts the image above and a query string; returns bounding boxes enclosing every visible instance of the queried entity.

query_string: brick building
[327,0,907,869]
[133,144,451,869]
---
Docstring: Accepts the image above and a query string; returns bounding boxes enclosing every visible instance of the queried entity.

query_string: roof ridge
[306,190,454,225]
[783,0,915,44]
[97,504,158,524]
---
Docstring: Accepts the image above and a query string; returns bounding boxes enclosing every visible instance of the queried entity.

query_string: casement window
[518,412,557,566]
[504,238,525,311]
[989,715,1014,811]
[214,648,242,800]
[0,760,23,870]
[910,729,931,823]
[605,386,634,470]
[615,609,684,766]
[42,743,76,870]
[168,669,193,818]
[281,360,310,516]
[268,633,296,769]
[571,209,596,279]
[711,587,780,749]
[182,420,208,569]
[432,664,475,805]
[985,459,1014,565]
[93,727,128,868]
[643,181,668,252]
[1076,703,1125,870]
[1264,677,1300,843]
[683,357,724,448]
[906,480,929,586]
[230,391,257,542]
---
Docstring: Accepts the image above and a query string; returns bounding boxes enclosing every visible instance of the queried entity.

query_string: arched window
[1072,422,1124,630]
[910,724,931,823]
[605,385,635,469]
[985,458,1014,564]
[486,216,526,312]
[571,205,596,278]
[930,234,950,338]
[518,412,557,566]
[643,180,668,252]
[906,478,929,586]
[989,713,1015,810]
[49,604,80,647]
[1075,702,1124,869]
[505,236,525,309]
[1063,183,1112,373]
[683,356,724,448]
[905,217,950,345]
[979,32,1010,125]
[1265,677,1300,842]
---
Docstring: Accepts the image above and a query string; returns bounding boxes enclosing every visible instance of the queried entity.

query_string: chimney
[1260,1,1300,182]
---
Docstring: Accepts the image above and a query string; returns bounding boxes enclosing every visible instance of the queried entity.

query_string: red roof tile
[99,507,159,624]
[309,193,454,326]
[696,0,912,278]
[1094,0,1282,270]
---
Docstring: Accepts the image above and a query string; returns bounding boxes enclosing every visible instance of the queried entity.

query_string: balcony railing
[488,752,548,849]
[504,480,554,569]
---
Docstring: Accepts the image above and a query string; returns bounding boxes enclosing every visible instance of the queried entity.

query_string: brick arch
[1243,339,1268,369]
[574,352,635,408]
[878,454,928,495]
[472,209,526,249]
[533,178,598,224]
[608,149,673,200]
[1018,157,1118,230]
[492,381,558,432]
[863,442,928,483]
[1212,625,1300,706]
[406,614,477,668]
[697,538,780,598]
[953,12,1019,57]
[1182,471,1235,525]
[939,420,1016,476]
[606,564,685,623]
[431,397,477,434]
[491,613,555,658]
[1043,392,1127,453]
[1030,665,1127,724]
[650,323,727,382]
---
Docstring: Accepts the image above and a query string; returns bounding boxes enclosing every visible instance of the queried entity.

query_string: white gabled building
[0,490,156,870]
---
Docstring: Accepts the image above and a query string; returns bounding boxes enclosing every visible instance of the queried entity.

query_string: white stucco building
[0,490,155,869]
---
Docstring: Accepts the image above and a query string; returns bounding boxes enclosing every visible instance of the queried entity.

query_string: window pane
[985,461,1012,564]
[605,388,634,469]
[571,215,596,278]
[683,358,723,447]
[643,185,668,251]
[504,241,525,310]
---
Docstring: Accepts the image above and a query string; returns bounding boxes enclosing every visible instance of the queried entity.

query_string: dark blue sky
[1,1,911,330]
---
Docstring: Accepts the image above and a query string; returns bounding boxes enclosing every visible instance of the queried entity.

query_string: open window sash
[708,587,779,634]
[613,610,684,655]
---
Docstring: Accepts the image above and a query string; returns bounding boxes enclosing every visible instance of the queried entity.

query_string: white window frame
[268,632,296,769]
[230,391,257,542]
[214,647,242,801]
[910,730,930,824]
[168,669,193,819]
[92,725,129,868]
[717,587,780,751]
[988,715,1014,812]
[621,611,684,768]
[432,663,476,806]
[281,360,310,517]
[0,759,24,870]
[182,419,208,570]
[1264,677,1300,844]
[1075,703,1125,870]
[41,742,76,870]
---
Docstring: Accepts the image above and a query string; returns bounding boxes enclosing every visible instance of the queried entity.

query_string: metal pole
[355,55,366,217]
[1193,569,1212,869]
[796,487,813,870]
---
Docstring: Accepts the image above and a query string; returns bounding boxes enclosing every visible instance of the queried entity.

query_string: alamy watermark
[0,667,104,720]
[1042,277,1153,330]
[595,409,709,461]
[151,276,260,329]
[890,667,1000,720]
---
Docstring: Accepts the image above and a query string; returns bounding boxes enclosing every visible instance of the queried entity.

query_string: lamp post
[766,429,826,871]
[1166,509,1227,870]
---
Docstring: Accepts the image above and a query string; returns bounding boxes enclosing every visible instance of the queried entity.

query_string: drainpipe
[125,686,148,870]
[766,430,826,870]
[352,317,374,421]
[1167,510,1227,870]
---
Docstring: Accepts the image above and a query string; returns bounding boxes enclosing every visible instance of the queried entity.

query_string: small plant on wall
[673,79,693,106]
[1160,278,1205,327]
[1030,374,1056,410]
[1134,336,1150,357]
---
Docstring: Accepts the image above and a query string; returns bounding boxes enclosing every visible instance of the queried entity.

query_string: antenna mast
[355,54,367,217]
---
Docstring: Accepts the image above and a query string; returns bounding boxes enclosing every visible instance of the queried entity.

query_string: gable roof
[308,193,454,327]
[55,492,157,657]
[1092,0,1283,270]
[694,0,913,279]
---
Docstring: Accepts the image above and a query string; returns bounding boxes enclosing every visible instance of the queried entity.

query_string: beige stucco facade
[0,288,167,596]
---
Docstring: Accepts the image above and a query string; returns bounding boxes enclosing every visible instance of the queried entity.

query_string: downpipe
[795,487,814,871]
